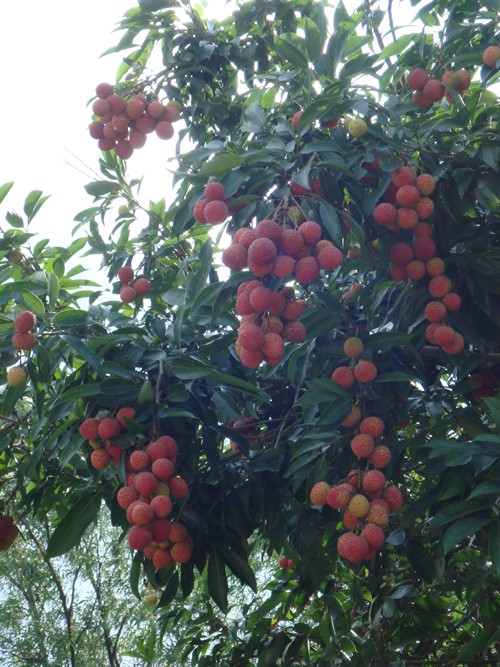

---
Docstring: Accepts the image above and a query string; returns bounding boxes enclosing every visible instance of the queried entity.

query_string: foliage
[0,0,499,664]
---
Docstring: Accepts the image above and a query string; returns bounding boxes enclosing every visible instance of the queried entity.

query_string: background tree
[0,0,499,664]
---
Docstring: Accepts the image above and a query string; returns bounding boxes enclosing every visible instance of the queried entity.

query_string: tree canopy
[1,0,499,664]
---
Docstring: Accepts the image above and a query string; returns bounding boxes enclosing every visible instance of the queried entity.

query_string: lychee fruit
[14,311,36,333]
[299,221,321,245]
[392,166,415,188]
[369,445,391,468]
[426,258,445,277]
[317,245,343,270]
[133,278,152,296]
[343,337,364,358]
[382,485,404,512]
[353,360,377,383]
[310,481,330,505]
[204,181,225,201]
[442,292,461,311]
[98,418,121,440]
[294,256,320,284]
[203,200,229,225]
[120,285,136,303]
[171,541,193,564]
[116,406,136,429]
[366,503,389,528]
[422,78,444,101]
[360,524,385,550]
[150,494,173,518]
[415,173,436,196]
[129,450,150,472]
[374,203,397,227]
[483,45,500,67]
[429,275,452,298]
[248,238,277,266]
[395,185,421,208]
[134,471,158,496]
[118,266,134,283]
[413,237,436,261]
[222,244,248,271]
[407,68,429,91]
[128,525,152,551]
[152,458,175,481]
[117,486,139,509]
[155,120,174,139]
[390,242,413,265]
[362,470,386,495]
[326,483,355,510]
[351,433,375,458]
[338,532,369,563]
[168,476,189,499]
[425,301,447,322]
[331,366,355,389]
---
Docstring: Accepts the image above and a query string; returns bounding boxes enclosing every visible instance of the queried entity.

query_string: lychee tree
[1,0,500,664]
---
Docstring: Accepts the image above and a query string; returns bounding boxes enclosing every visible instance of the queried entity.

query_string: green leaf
[47,492,102,557]
[443,517,491,554]
[61,334,102,371]
[5,211,24,228]
[219,543,257,592]
[47,273,59,307]
[488,522,500,574]
[159,570,179,606]
[207,549,228,613]
[52,309,89,326]
[20,290,45,317]
[468,480,500,499]
[130,551,142,600]
[0,181,14,205]
[375,372,418,383]
[197,154,244,178]
[274,35,309,69]
[23,190,49,219]
[138,379,154,403]
[303,17,322,63]
[379,34,417,58]
[171,358,213,380]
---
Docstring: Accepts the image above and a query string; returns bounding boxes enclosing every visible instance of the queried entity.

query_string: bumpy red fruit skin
[203,200,229,225]
[133,278,151,296]
[382,486,404,512]
[248,238,277,266]
[360,524,385,550]
[255,219,282,243]
[331,366,355,389]
[238,324,264,352]
[117,486,139,509]
[294,256,320,284]
[374,203,397,227]
[406,260,426,280]
[434,325,457,348]
[415,197,434,220]
[169,476,189,499]
[351,433,375,458]
[483,45,500,67]
[153,548,173,569]
[426,258,445,277]
[98,417,121,440]
[262,332,285,358]
[442,332,464,354]
[362,470,386,494]
[354,360,377,383]
[422,78,445,101]
[134,471,158,496]
[416,173,436,196]
[204,181,225,201]
[425,301,447,323]
[442,292,461,311]
[14,310,36,333]
[279,229,304,258]
[150,494,172,518]
[341,533,369,563]
[249,286,273,312]
[413,237,436,261]
[326,483,355,510]
[239,347,264,368]
[299,221,321,245]
[425,322,441,344]
[128,525,152,551]
[79,418,100,440]
[147,436,177,462]
[390,242,413,265]
[412,91,433,109]
[95,82,114,98]
[369,445,391,468]
[397,207,418,229]
[273,254,295,278]
[171,541,193,564]
[90,448,111,470]
[131,501,154,526]
[115,140,134,160]
[414,222,433,238]
[291,110,303,130]
[222,244,248,271]
[120,285,136,303]
[407,68,429,91]
[11,331,39,350]
[89,121,104,139]
[317,245,343,269]
[395,185,421,208]
[193,198,207,223]
[155,120,174,139]
[429,275,452,298]
[366,504,389,527]
[342,405,362,428]
[310,481,330,505]
[152,458,175,481]
[359,416,384,438]
[129,450,150,472]
[283,320,306,343]
[392,166,415,188]
[118,266,134,283]
[116,406,136,429]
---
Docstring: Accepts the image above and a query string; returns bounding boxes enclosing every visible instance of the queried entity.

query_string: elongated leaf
[443,517,491,554]
[171,358,213,379]
[52,309,89,326]
[130,551,142,600]
[47,492,102,557]
[20,290,45,317]
[197,154,243,178]
[0,181,14,205]
[468,480,500,499]
[61,334,102,371]
[219,543,257,591]
[274,35,309,69]
[488,522,500,573]
[84,181,119,197]
[159,570,179,606]
[207,550,228,612]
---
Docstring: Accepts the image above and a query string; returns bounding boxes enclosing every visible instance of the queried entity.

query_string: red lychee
[171,541,193,564]
[152,458,175,481]
[294,256,320,284]
[248,238,278,266]
[118,266,134,283]
[133,278,152,296]
[362,470,386,495]
[14,311,36,333]
[343,337,364,358]
[115,140,134,160]
[415,173,436,196]
[273,254,296,278]
[310,481,330,505]
[359,416,384,439]
[262,332,285,358]
[339,533,369,563]
[134,471,158,496]
[366,503,389,528]
[422,78,444,101]
[90,448,110,470]
[353,360,377,383]
[434,325,457,348]
[407,68,429,91]
[360,523,385,550]
[413,237,436,261]
[317,245,343,270]
[396,185,421,208]
[425,301,447,323]
[369,445,391,468]
[155,120,174,139]
[79,418,100,440]
[203,200,229,225]
[426,257,445,277]
[299,221,321,245]
[279,229,305,258]
[406,259,426,280]
[351,433,375,458]
[153,548,173,569]
[397,207,418,229]
[150,494,173,518]
[282,320,306,343]
[249,286,273,312]
[131,501,154,526]
[429,275,452,298]
[255,219,282,243]
[129,450,150,472]
[193,198,207,223]
[374,203,397,227]
[382,485,404,512]
[291,110,303,130]
[116,406,136,429]
[120,285,136,303]
[128,525,152,551]
[204,181,225,201]
[117,485,139,510]
[169,476,189,499]
[392,166,416,188]
[331,366,355,389]
[415,197,434,220]
[222,244,248,271]
[390,242,413,265]
[483,45,500,67]
[98,418,121,440]
[414,222,433,238]
[238,324,265,351]
[442,292,461,311]
[326,483,355,510]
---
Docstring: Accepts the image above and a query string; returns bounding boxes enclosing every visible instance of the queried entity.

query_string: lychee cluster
[407,67,471,108]
[89,82,181,159]
[278,556,295,569]
[79,407,137,469]
[223,218,342,285]
[310,414,404,564]
[11,310,38,351]
[193,181,231,225]
[374,166,436,234]
[117,435,193,568]
[468,367,499,404]
[234,283,308,368]
[227,416,261,453]
[117,266,152,304]
[331,337,378,390]
[0,514,19,552]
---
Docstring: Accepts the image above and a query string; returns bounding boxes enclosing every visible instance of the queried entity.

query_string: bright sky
[0,1,437,256]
